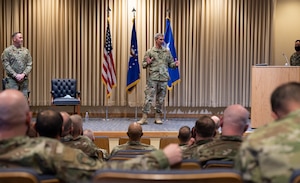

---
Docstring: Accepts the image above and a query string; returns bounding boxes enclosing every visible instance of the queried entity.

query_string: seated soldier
[182,116,216,157]
[178,126,192,146]
[110,122,157,156]
[0,89,183,183]
[186,104,249,166]
[35,109,63,139]
[58,112,101,160]
[71,114,109,160]
[235,82,300,182]
[83,129,95,141]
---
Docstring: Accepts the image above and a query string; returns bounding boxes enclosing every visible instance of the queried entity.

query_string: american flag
[102,20,117,98]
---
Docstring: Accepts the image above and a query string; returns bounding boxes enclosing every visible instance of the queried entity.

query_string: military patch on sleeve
[62,147,76,162]
[76,153,97,167]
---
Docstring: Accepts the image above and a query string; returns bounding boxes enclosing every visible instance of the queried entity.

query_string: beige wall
[274,0,300,65]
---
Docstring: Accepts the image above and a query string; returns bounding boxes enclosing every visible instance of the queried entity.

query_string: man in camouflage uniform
[137,33,179,125]
[1,32,32,98]
[184,105,249,166]
[235,82,300,183]
[290,40,300,66]
[0,89,183,183]
[178,126,193,146]
[35,109,64,139]
[182,116,215,157]
[60,112,103,160]
[70,114,109,160]
[110,122,157,156]
[36,110,103,160]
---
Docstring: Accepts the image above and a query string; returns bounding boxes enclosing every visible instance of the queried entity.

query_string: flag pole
[105,6,111,121]
[126,7,140,120]
[166,9,170,19]
[164,9,171,122]
[132,8,138,120]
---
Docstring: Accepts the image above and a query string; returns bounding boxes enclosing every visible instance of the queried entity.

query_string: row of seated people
[92,115,221,157]
[3,81,300,182]
[1,89,244,183]
[16,95,246,180]
[105,108,244,167]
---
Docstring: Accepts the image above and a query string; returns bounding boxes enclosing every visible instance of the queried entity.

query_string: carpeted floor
[83,117,253,132]
[82,117,198,132]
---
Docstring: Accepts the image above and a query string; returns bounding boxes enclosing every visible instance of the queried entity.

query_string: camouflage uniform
[186,136,243,164]
[141,46,177,114]
[0,136,171,183]
[1,45,32,98]
[182,139,213,159]
[61,134,103,160]
[110,141,157,156]
[235,110,300,183]
[290,52,300,66]
[97,148,110,161]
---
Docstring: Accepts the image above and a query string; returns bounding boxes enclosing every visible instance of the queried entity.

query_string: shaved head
[70,114,83,137]
[0,89,30,138]
[127,122,143,141]
[222,104,249,135]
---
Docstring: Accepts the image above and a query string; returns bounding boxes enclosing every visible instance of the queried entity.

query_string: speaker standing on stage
[1,32,32,98]
[137,33,179,125]
[290,40,300,66]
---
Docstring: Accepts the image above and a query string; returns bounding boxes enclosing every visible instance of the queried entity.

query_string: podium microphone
[282,53,289,66]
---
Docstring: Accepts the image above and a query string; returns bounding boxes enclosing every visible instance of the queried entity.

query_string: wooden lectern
[251,66,300,128]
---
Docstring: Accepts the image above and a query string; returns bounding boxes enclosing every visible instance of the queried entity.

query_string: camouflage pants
[5,77,29,99]
[142,80,167,114]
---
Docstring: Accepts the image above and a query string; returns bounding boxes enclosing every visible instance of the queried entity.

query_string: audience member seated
[0,89,183,183]
[235,82,300,183]
[211,115,221,137]
[178,126,194,146]
[35,109,63,139]
[71,114,109,160]
[83,129,95,141]
[60,112,101,160]
[182,116,216,158]
[186,104,249,165]
[110,122,157,156]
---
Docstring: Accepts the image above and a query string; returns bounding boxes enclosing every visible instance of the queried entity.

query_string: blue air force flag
[126,18,140,93]
[164,18,180,89]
